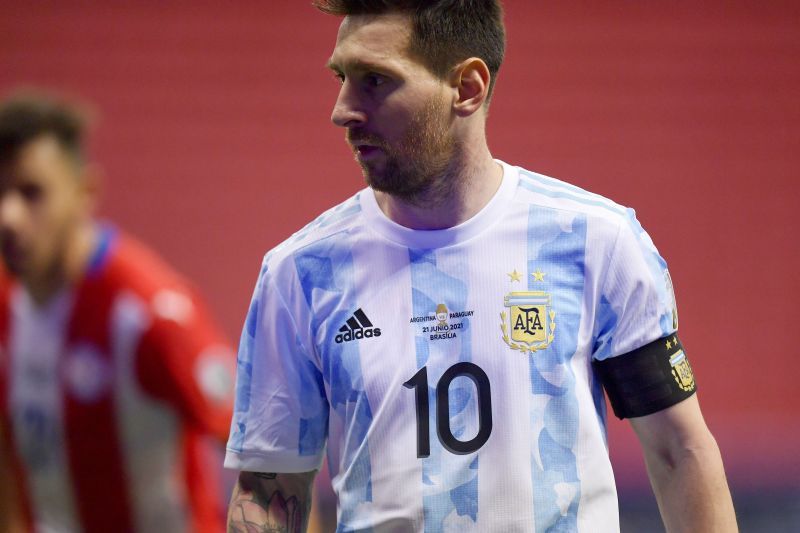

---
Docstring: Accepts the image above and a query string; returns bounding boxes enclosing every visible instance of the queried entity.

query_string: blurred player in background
[0,91,236,532]
[224,1,737,532]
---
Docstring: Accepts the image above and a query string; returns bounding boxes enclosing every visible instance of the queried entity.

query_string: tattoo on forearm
[228,472,313,533]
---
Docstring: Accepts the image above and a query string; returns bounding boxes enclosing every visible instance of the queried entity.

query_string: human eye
[365,73,386,88]
[331,70,345,84]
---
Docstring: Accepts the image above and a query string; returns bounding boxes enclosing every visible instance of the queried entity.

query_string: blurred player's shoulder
[102,229,196,295]
[96,227,211,329]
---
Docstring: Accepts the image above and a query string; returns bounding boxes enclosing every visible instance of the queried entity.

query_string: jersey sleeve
[135,285,236,442]
[224,259,329,473]
[591,209,696,418]
[592,208,679,361]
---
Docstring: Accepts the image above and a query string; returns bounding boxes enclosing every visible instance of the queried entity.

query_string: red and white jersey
[0,227,235,533]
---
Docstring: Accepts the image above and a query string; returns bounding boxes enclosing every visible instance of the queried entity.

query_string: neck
[374,137,503,230]
[25,221,99,306]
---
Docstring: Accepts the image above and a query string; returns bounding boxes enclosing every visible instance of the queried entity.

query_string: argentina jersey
[225,161,679,532]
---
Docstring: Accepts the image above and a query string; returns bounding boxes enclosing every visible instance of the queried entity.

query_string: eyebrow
[325,57,396,76]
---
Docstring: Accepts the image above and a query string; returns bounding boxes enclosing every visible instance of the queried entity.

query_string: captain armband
[592,334,696,419]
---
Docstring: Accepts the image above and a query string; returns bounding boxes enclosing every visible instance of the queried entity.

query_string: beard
[347,94,458,205]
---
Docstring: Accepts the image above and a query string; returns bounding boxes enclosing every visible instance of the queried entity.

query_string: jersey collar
[359,159,519,249]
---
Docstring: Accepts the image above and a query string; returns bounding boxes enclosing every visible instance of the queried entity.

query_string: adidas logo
[335,308,381,344]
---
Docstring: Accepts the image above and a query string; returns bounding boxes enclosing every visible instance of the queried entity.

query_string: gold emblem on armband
[669,349,695,391]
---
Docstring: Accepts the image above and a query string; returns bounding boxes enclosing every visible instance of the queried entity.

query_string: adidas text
[335,308,381,344]
[335,328,382,344]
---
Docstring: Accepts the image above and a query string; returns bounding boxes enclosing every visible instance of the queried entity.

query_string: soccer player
[0,92,236,532]
[225,1,738,531]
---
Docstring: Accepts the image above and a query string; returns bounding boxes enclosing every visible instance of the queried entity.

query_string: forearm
[227,470,316,533]
[643,434,737,532]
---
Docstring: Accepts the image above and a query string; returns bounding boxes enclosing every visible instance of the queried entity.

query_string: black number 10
[403,362,493,458]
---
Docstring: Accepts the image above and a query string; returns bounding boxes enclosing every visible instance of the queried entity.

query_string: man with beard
[224,1,738,532]
[0,92,236,532]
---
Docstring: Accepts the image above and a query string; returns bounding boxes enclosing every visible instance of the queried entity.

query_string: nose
[331,81,367,128]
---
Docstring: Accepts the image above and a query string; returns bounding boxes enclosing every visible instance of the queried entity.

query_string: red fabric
[0,275,33,531]
[0,231,234,532]
[64,265,134,532]
[183,430,226,533]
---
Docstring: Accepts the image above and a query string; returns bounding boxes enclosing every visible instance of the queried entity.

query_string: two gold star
[666,336,679,350]
[508,269,546,282]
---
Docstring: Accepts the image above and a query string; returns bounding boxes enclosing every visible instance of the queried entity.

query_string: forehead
[328,12,420,72]
[1,136,76,183]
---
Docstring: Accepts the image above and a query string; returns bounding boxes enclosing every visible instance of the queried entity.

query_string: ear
[450,58,491,117]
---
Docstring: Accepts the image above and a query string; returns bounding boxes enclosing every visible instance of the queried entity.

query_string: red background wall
[2,0,798,520]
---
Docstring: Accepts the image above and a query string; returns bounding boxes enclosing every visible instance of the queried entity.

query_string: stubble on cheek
[361,96,455,203]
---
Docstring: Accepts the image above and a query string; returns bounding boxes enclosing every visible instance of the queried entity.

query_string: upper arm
[629,394,715,459]
[136,287,236,441]
[591,210,696,420]
[224,261,329,474]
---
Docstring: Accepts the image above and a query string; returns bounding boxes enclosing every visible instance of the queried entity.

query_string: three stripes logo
[335,308,381,344]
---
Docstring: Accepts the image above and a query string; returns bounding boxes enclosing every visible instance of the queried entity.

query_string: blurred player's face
[0,136,91,284]
[328,13,457,201]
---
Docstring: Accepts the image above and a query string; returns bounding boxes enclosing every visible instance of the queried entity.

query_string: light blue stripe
[518,168,625,213]
[518,173,626,217]
[294,233,374,528]
[228,261,269,452]
[525,205,587,532]
[623,209,674,337]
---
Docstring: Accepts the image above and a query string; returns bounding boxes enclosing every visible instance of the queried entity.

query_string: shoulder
[508,163,635,243]
[260,191,365,277]
[97,230,211,330]
[103,231,194,299]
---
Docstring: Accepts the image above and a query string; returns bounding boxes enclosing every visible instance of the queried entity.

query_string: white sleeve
[224,259,328,472]
[592,208,679,361]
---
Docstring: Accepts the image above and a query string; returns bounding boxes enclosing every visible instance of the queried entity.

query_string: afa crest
[669,349,695,392]
[500,292,556,354]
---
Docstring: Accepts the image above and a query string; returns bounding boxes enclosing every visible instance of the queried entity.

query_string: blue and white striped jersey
[225,161,678,532]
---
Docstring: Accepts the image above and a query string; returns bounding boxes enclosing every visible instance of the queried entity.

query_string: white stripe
[8,287,80,532]
[111,291,189,533]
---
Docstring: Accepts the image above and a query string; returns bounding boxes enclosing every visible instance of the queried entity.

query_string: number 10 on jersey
[403,362,493,458]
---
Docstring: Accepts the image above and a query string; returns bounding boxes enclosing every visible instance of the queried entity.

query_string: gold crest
[500,291,556,354]
[669,350,695,391]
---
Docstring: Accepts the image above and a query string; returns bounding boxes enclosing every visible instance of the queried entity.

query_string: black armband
[592,333,696,419]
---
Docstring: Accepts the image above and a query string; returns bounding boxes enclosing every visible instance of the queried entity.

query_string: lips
[355,145,382,159]
[347,130,384,161]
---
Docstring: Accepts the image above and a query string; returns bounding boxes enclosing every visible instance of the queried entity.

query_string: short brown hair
[314,0,506,97]
[0,90,88,165]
